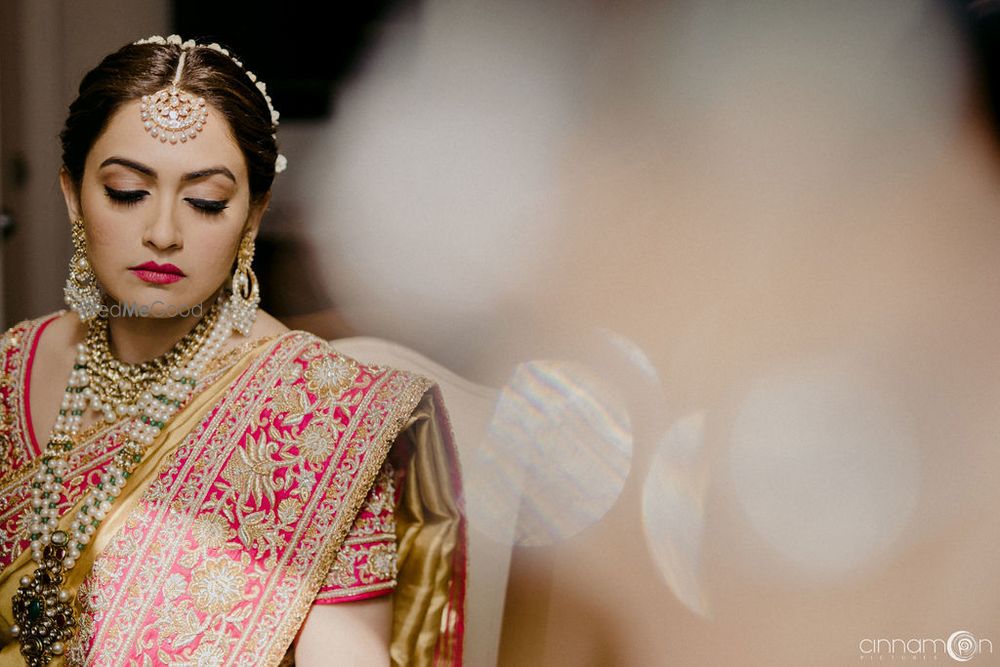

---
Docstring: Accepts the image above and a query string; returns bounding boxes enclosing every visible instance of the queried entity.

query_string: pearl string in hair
[133,34,287,173]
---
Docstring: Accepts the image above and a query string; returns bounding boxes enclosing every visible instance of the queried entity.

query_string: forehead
[88,98,245,178]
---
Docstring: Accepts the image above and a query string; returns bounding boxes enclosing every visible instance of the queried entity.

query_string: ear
[59,167,83,222]
[243,191,271,242]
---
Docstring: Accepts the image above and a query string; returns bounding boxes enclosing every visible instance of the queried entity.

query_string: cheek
[191,232,242,278]
[86,221,121,250]
[80,186,124,248]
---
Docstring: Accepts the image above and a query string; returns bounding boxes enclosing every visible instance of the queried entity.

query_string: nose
[142,198,183,251]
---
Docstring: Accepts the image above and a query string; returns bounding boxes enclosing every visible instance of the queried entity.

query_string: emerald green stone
[26,596,42,622]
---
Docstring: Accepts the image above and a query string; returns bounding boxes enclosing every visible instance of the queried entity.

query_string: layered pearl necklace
[10,295,238,666]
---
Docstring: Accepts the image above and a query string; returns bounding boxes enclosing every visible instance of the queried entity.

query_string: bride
[0,34,465,666]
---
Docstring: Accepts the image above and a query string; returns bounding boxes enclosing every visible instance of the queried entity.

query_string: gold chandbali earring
[63,218,103,321]
[228,232,259,336]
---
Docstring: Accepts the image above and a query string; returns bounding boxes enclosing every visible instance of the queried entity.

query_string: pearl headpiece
[132,34,286,174]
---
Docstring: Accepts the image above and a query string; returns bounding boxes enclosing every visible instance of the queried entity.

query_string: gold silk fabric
[0,314,465,666]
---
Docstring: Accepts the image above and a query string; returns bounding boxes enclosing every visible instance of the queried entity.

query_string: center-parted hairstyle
[59,38,279,205]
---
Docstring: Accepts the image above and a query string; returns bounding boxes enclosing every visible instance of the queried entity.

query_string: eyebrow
[99,156,236,184]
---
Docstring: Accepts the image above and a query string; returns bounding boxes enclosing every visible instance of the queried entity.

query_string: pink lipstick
[129,261,185,285]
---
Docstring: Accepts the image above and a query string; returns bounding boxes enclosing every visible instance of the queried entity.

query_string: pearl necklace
[10,296,238,666]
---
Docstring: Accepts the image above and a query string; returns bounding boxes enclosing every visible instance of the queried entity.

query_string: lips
[129,261,186,285]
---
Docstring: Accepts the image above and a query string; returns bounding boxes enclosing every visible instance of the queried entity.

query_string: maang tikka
[229,232,260,336]
[134,34,287,172]
[63,217,103,320]
[139,49,207,144]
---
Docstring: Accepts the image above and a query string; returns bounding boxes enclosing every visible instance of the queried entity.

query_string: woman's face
[60,98,267,318]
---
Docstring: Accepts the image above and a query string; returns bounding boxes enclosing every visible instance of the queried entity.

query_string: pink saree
[0,313,466,665]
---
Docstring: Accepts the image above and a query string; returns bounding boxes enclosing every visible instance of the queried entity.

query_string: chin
[99,286,201,319]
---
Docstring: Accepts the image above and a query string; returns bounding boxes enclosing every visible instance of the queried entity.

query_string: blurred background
[2,0,1000,664]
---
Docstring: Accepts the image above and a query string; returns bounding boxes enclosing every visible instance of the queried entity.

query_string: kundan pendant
[11,530,74,666]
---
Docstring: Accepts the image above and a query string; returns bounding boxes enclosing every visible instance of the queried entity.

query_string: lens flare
[642,411,712,617]
[726,357,920,582]
[470,359,633,546]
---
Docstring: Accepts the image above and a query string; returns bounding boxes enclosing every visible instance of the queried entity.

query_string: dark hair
[59,39,277,206]
[951,1,1000,148]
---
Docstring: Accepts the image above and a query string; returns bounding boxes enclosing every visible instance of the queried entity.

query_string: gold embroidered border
[314,580,396,602]
[0,326,291,573]
[77,331,305,663]
[256,361,433,666]
[342,532,396,546]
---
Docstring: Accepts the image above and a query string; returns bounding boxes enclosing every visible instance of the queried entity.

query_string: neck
[105,288,225,364]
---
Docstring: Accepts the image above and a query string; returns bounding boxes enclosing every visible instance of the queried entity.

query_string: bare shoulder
[249,309,289,338]
[31,310,85,360]
[216,308,290,356]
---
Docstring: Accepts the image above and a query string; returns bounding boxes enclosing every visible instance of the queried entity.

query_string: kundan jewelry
[83,300,221,414]
[139,49,209,144]
[9,293,245,665]
[62,218,103,322]
[134,34,287,173]
[229,233,260,337]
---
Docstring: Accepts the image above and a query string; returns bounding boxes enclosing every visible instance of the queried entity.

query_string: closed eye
[185,198,229,215]
[104,186,146,206]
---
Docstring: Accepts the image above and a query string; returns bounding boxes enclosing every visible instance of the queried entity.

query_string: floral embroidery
[189,557,247,615]
[315,458,400,601]
[184,640,227,667]
[277,497,303,525]
[219,431,281,506]
[191,514,235,550]
[163,572,188,601]
[304,353,359,398]
[365,543,397,580]
[233,508,286,558]
[366,463,395,517]
[270,384,310,427]
[154,600,206,646]
[30,332,435,665]
[280,361,301,385]
[296,419,337,464]
[326,548,357,589]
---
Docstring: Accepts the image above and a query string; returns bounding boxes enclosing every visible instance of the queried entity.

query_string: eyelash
[104,186,229,215]
[104,187,144,207]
